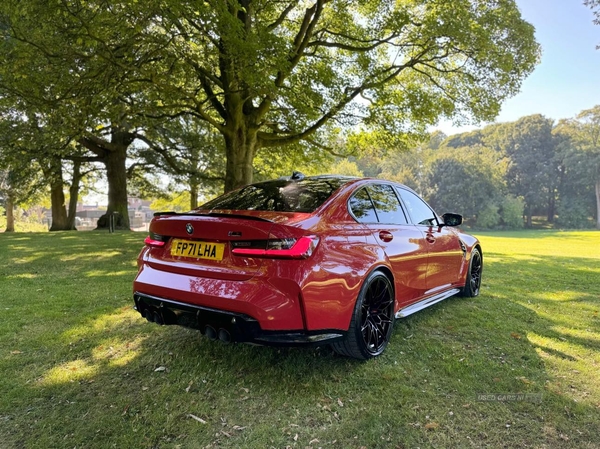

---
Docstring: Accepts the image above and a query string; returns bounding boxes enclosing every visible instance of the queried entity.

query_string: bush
[476,204,500,229]
[499,196,525,229]
[555,200,593,229]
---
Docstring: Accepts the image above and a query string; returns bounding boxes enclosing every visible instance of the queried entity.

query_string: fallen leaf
[293,433,298,441]
[188,414,207,424]
[142,386,149,391]
[424,422,439,430]
[10,351,22,355]
[309,439,319,444]
[337,398,344,407]
[510,333,522,340]
[232,425,246,431]
[154,366,167,372]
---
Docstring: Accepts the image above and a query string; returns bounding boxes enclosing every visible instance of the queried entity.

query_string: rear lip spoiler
[153,211,274,223]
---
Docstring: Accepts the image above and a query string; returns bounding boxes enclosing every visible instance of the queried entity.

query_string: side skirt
[395,288,460,319]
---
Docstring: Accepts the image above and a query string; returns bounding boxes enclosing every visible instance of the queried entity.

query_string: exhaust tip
[153,311,164,325]
[205,325,217,340]
[218,329,231,343]
[143,309,154,323]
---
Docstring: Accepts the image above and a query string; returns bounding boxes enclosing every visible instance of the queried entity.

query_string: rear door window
[366,184,408,224]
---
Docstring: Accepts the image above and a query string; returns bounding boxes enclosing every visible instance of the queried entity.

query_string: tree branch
[267,2,296,31]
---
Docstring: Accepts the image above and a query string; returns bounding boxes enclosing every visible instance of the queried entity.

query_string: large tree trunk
[524,205,533,228]
[547,189,556,223]
[97,145,130,230]
[49,183,69,231]
[48,159,70,231]
[595,179,600,230]
[5,196,15,232]
[80,125,134,231]
[66,160,82,230]
[223,128,257,192]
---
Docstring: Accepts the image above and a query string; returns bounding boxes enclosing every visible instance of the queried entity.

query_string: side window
[349,188,378,223]
[366,184,408,224]
[397,188,437,226]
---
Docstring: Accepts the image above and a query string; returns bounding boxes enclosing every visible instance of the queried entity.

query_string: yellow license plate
[170,239,225,260]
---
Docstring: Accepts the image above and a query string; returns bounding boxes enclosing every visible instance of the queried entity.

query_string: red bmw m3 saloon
[133,173,482,359]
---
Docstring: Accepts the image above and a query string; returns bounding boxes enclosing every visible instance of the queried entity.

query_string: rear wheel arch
[370,265,396,303]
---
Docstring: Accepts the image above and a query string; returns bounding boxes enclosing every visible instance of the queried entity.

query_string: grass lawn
[1,229,599,448]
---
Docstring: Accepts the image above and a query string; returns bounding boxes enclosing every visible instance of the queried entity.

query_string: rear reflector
[232,236,318,259]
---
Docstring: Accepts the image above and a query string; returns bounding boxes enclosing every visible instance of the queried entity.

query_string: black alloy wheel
[460,248,482,297]
[333,271,395,360]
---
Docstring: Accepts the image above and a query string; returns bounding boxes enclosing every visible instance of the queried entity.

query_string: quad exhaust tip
[204,325,217,340]
[204,326,231,343]
[143,307,231,342]
[218,329,231,343]
[142,307,165,325]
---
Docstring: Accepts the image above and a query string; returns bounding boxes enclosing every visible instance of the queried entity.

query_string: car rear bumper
[134,292,345,346]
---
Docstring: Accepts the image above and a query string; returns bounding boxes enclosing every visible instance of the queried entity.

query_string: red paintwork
[133,178,481,334]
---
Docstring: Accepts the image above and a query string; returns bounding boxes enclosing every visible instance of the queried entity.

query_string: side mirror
[442,212,463,227]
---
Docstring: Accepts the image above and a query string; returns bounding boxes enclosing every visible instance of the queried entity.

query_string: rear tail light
[232,235,319,259]
[144,232,168,247]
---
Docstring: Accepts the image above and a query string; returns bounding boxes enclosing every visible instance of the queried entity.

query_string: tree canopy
[0,0,542,231]
[140,0,540,190]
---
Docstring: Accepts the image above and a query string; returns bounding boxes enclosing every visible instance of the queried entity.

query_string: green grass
[1,229,599,448]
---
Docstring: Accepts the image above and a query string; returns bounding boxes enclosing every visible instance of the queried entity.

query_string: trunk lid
[144,211,312,281]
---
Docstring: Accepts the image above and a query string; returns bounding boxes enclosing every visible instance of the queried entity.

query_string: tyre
[333,270,395,360]
[460,247,482,297]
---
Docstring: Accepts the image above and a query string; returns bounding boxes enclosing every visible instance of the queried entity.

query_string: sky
[436,0,600,135]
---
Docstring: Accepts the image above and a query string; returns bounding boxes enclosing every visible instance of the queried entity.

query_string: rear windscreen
[199,178,350,213]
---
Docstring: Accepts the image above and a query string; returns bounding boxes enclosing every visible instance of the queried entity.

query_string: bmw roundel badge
[185,223,194,235]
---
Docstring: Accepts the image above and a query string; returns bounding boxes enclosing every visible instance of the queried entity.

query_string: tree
[499,115,559,226]
[0,165,43,232]
[0,106,95,231]
[555,107,600,228]
[585,0,600,25]
[136,118,226,209]
[0,112,46,232]
[426,145,510,227]
[1,0,540,214]
[144,0,539,191]
[0,0,165,229]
